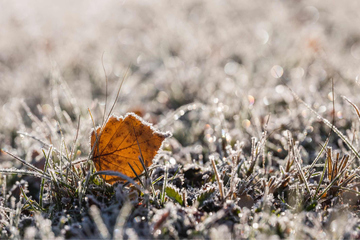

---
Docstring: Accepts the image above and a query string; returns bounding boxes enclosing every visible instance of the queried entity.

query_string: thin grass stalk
[339,155,350,172]
[15,195,22,229]
[40,147,52,208]
[78,181,82,209]
[247,137,258,177]
[83,162,94,194]
[101,52,109,127]
[294,156,312,198]
[152,175,164,185]
[132,122,150,183]
[343,96,360,123]
[161,166,168,205]
[65,167,69,186]
[59,133,64,182]
[57,122,71,166]
[49,170,60,193]
[138,154,149,184]
[79,164,93,209]
[2,176,6,207]
[0,169,51,180]
[138,156,157,199]
[307,138,329,176]
[70,116,81,161]
[228,157,238,199]
[182,189,187,207]
[313,153,328,201]
[333,152,340,181]
[104,67,129,126]
[20,187,43,212]
[87,108,98,160]
[211,157,224,201]
[93,171,144,192]
[59,125,71,168]
[1,150,50,177]
[327,147,333,181]
[128,163,145,189]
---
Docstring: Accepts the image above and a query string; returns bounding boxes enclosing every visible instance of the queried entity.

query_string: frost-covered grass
[1,0,360,239]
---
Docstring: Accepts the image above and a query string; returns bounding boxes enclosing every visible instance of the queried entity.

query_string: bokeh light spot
[270,65,283,78]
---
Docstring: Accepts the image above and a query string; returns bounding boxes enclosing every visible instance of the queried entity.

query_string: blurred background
[1,0,360,166]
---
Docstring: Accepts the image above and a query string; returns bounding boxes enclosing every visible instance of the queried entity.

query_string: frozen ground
[1,0,360,239]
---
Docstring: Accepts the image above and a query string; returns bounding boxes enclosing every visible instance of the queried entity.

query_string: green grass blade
[313,153,328,201]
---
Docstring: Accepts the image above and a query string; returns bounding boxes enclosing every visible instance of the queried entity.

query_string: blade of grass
[128,163,145,189]
[20,186,43,212]
[343,96,360,123]
[211,157,224,201]
[1,150,50,178]
[313,152,328,201]
[40,147,52,208]
[152,175,164,185]
[81,162,94,207]
[0,169,51,180]
[137,156,157,199]
[58,123,71,168]
[294,155,312,198]
[161,166,168,205]
[333,152,340,181]
[93,170,144,192]
[104,66,129,127]
[101,52,109,127]
[70,116,81,161]
[306,138,329,177]
[339,155,350,172]
[2,175,6,207]
[327,148,333,181]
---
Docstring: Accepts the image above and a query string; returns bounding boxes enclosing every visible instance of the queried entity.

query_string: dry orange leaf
[91,112,170,184]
